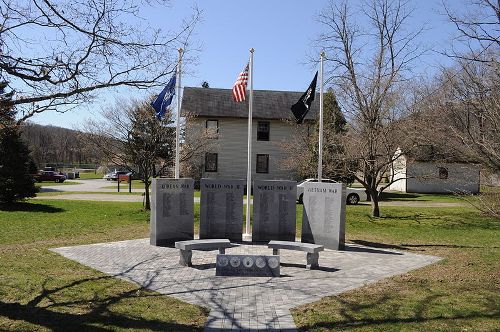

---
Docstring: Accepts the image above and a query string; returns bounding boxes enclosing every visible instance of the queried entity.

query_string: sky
[28,0,463,129]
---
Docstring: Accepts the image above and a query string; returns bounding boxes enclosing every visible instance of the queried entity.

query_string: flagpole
[318,51,325,182]
[175,48,183,179]
[245,48,254,237]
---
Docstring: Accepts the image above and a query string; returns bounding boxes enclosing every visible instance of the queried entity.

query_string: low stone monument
[252,180,297,242]
[301,182,346,250]
[215,254,280,277]
[150,178,194,246]
[199,178,244,242]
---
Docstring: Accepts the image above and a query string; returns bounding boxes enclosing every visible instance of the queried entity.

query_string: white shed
[389,147,480,194]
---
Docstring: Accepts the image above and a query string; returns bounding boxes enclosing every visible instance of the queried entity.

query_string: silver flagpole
[175,48,183,179]
[318,51,325,182]
[245,48,254,237]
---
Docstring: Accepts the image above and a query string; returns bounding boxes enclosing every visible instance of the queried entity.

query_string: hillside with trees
[20,123,100,169]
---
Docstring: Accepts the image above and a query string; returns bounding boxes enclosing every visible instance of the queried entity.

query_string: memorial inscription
[150,178,194,246]
[200,179,244,242]
[301,182,346,250]
[215,254,280,277]
[252,180,297,242]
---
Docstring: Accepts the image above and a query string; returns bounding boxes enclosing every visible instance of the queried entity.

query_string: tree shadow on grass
[344,244,404,255]
[295,292,499,330]
[38,187,63,193]
[0,272,206,331]
[380,192,421,200]
[379,192,457,201]
[351,240,499,251]
[0,202,64,213]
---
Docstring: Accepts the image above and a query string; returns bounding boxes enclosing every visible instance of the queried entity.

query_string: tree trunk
[143,167,151,210]
[365,174,373,202]
[144,180,150,210]
[371,193,380,217]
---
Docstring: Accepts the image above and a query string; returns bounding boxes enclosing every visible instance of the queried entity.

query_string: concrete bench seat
[268,240,324,269]
[175,239,232,267]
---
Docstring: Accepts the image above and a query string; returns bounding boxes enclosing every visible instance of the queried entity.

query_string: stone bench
[174,239,232,267]
[268,240,324,269]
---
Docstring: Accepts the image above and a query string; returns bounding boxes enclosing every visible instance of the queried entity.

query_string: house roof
[401,145,477,164]
[181,87,319,120]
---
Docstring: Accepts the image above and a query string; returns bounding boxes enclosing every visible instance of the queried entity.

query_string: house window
[438,167,448,179]
[257,121,270,141]
[256,154,269,173]
[205,153,218,172]
[206,120,218,138]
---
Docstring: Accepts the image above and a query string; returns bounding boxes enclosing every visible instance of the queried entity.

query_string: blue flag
[151,73,176,120]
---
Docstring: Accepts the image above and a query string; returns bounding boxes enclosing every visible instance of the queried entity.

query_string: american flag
[232,63,249,102]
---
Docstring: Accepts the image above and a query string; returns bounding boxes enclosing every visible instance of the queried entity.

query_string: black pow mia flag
[291,71,318,124]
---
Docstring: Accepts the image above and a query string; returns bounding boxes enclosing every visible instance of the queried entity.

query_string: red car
[33,171,66,183]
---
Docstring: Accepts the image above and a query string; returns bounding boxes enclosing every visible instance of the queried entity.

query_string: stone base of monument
[215,254,280,277]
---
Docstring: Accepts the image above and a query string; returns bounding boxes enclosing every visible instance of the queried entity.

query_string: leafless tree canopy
[316,0,424,216]
[83,97,175,209]
[406,1,499,218]
[436,1,500,171]
[444,0,499,62]
[0,0,200,123]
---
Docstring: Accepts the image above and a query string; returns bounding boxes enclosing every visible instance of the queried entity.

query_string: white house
[389,146,480,194]
[181,87,318,181]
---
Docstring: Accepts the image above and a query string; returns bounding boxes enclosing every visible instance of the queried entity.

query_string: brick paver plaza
[52,239,440,331]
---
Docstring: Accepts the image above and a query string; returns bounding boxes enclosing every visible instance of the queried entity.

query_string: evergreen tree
[126,100,175,210]
[0,80,38,203]
[0,80,15,127]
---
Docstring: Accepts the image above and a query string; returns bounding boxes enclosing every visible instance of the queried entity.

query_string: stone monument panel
[215,254,280,277]
[150,178,194,246]
[200,178,244,242]
[301,182,346,250]
[252,180,297,242]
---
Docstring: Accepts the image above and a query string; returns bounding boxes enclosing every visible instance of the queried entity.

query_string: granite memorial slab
[301,182,346,250]
[215,254,280,277]
[150,178,194,246]
[200,178,244,242]
[252,180,297,242]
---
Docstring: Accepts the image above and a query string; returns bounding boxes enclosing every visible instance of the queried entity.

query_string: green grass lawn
[0,199,498,331]
[380,191,462,202]
[0,200,207,331]
[77,172,104,180]
[293,205,500,331]
[102,180,148,190]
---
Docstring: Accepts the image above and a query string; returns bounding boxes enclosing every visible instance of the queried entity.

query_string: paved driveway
[39,178,145,193]
[37,181,465,207]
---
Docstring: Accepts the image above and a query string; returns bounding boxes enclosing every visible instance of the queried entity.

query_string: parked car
[103,170,131,181]
[33,171,67,183]
[296,178,367,205]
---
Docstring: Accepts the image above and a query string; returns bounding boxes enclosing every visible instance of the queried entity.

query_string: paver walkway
[52,239,440,331]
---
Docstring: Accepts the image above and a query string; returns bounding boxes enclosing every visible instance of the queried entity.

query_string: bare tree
[0,0,201,124]
[443,0,499,63]
[83,100,216,209]
[438,0,500,171]
[316,0,424,216]
[280,90,354,184]
[83,98,175,210]
[404,1,499,218]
